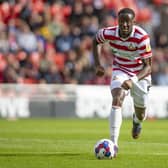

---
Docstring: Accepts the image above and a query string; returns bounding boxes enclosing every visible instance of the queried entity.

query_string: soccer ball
[94,139,116,159]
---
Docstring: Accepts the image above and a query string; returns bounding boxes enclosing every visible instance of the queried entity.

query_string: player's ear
[133,20,136,25]
[132,17,137,24]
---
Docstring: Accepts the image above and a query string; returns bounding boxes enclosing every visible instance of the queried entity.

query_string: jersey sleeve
[95,28,107,44]
[138,35,152,59]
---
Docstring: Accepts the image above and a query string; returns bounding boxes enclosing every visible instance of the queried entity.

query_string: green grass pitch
[0,118,168,168]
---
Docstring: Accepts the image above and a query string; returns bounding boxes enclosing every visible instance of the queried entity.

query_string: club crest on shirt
[128,43,136,50]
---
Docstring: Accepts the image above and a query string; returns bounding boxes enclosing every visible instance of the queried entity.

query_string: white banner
[0,97,30,118]
[0,84,167,119]
[76,85,168,118]
[0,84,76,118]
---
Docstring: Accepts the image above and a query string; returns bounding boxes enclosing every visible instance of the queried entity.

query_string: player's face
[118,13,134,38]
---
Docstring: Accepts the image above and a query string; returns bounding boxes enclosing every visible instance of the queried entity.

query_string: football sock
[109,106,122,146]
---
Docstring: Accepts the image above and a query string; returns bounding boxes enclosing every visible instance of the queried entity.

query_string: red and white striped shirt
[96,25,152,76]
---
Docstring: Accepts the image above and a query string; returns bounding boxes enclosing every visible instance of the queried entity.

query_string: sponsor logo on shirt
[146,44,151,52]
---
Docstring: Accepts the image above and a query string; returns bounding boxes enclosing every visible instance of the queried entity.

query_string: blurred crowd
[0,0,168,85]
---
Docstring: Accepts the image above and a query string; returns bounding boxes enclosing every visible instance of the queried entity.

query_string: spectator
[45,63,63,83]
[0,30,9,53]
[0,0,167,85]
[54,24,73,52]
[16,21,38,53]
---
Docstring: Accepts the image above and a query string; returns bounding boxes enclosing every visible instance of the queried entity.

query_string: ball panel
[94,139,115,159]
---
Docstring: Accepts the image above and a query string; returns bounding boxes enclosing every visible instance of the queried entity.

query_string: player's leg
[132,106,146,139]
[110,88,125,146]
[109,71,129,147]
[134,106,146,121]
[131,80,150,139]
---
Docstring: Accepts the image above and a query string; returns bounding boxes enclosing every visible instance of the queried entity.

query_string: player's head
[118,8,135,38]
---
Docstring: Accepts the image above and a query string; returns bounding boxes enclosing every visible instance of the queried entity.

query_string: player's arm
[93,38,101,66]
[136,35,152,81]
[93,37,105,77]
[136,57,152,80]
[121,57,152,90]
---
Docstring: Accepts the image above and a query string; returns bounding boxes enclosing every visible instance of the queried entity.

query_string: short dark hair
[118,8,135,19]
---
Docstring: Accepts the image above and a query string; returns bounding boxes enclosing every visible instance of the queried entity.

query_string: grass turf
[0,118,168,168]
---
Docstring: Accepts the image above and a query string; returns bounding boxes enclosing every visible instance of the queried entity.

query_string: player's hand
[95,65,105,77]
[121,79,133,90]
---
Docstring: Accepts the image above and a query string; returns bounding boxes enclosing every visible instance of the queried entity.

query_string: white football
[94,139,117,159]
